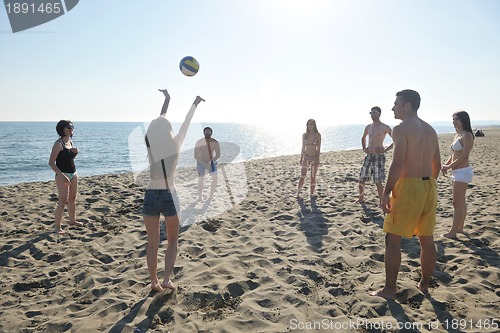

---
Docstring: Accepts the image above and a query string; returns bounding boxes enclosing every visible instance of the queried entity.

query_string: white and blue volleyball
[179,56,199,77]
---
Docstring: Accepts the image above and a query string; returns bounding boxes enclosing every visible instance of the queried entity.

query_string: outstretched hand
[194,96,205,106]
[158,89,170,99]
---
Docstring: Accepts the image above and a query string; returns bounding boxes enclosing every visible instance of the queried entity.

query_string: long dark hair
[145,116,179,180]
[305,119,320,135]
[453,111,474,140]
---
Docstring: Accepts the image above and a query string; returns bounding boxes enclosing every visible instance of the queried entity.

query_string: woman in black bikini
[48,120,81,234]
[297,119,321,198]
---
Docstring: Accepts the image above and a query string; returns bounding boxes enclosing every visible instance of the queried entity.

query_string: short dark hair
[396,89,421,111]
[203,127,212,133]
[56,120,73,137]
[371,106,381,113]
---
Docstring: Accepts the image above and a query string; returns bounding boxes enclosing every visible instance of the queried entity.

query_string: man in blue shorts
[194,127,220,201]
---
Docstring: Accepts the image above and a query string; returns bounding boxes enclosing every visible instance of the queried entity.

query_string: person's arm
[432,138,442,179]
[175,96,205,146]
[441,154,452,176]
[381,125,406,212]
[443,133,473,169]
[48,141,69,183]
[70,140,79,157]
[194,140,200,162]
[158,89,171,115]
[361,125,369,152]
[300,133,305,164]
[385,126,394,152]
[213,140,221,162]
[315,133,321,164]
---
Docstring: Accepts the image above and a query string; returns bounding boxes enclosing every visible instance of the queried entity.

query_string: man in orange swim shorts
[369,90,442,300]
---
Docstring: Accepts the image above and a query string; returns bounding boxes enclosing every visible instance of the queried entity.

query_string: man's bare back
[394,118,440,178]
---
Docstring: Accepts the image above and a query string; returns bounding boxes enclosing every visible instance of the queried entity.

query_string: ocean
[0,121,455,186]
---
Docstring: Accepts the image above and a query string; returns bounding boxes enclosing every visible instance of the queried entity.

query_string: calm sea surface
[0,121,455,186]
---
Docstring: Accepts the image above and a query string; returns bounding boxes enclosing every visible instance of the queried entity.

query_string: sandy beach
[1,129,499,333]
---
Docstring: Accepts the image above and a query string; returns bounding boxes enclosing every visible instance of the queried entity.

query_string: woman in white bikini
[297,119,321,198]
[442,111,474,239]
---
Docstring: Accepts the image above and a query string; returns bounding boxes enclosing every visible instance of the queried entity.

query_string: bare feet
[54,228,66,235]
[151,282,164,293]
[418,282,430,296]
[368,289,396,300]
[69,221,83,227]
[357,197,365,204]
[161,280,175,290]
[442,232,458,239]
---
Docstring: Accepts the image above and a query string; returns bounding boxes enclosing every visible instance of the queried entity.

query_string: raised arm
[175,96,205,146]
[158,89,171,115]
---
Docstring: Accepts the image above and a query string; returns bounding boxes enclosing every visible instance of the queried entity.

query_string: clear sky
[1,0,499,126]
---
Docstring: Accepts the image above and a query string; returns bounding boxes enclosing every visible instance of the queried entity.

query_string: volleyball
[179,56,199,77]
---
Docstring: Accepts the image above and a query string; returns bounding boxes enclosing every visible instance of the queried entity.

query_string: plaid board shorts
[359,154,386,183]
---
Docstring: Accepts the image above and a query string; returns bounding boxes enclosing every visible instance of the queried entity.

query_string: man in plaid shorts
[358,106,393,204]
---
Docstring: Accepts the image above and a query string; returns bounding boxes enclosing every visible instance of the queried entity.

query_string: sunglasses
[66,125,74,129]
[369,111,380,114]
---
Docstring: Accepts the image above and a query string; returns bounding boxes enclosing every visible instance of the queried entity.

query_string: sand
[1,129,499,333]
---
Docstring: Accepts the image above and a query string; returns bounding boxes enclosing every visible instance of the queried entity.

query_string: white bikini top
[451,138,463,151]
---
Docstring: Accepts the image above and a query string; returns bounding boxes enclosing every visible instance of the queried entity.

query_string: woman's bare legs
[161,214,180,289]
[310,162,319,196]
[443,181,468,239]
[54,174,70,234]
[144,215,163,292]
[297,160,309,198]
[67,174,81,226]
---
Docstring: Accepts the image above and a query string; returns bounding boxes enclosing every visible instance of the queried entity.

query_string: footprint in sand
[200,219,222,232]
[13,278,54,292]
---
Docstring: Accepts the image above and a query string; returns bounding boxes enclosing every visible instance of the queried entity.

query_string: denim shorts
[142,189,180,217]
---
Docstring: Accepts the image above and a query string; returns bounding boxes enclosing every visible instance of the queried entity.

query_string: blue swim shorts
[197,161,217,176]
[142,189,180,217]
